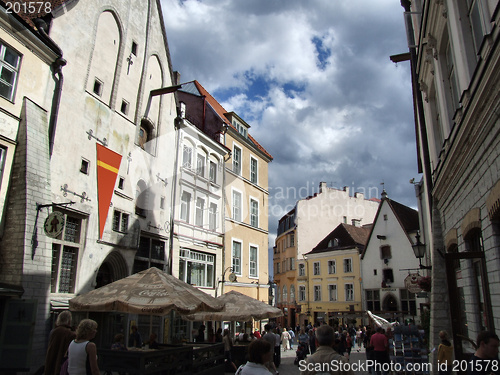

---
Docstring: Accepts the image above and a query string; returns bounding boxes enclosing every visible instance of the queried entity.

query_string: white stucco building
[361,191,426,325]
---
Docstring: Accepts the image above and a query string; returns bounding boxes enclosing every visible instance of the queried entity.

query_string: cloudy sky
[161,0,421,242]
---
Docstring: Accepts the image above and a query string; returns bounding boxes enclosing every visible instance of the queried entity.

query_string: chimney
[319,182,327,193]
[173,71,181,85]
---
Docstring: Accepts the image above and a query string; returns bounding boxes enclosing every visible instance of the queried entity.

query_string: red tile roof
[192,80,273,160]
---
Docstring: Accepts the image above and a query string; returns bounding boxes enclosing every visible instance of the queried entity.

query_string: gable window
[232,190,242,222]
[139,118,154,151]
[232,145,241,175]
[328,285,337,301]
[250,157,258,184]
[195,197,204,227]
[179,249,214,288]
[314,285,321,301]
[250,198,259,227]
[0,41,21,101]
[380,246,392,259]
[345,283,354,301]
[328,260,336,274]
[180,191,191,222]
[249,245,258,277]
[299,285,306,301]
[208,203,217,231]
[232,240,242,275]
[51,210,87,293]
[112,210,129,233]
[383,268,394,283]
[133,236,166,273]
[313,262,320,275]
[343,258,352,273]
[366,290,381,311]
[182,145,192,169]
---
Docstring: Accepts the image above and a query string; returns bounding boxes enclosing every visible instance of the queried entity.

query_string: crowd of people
[41,311,499,375]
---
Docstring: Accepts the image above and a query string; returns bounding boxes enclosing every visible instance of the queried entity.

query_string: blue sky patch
[312,36,331,70]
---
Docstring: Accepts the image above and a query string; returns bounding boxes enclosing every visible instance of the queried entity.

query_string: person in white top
[67,319,100,375]
[236,339,273,375]
[281,330,290,351]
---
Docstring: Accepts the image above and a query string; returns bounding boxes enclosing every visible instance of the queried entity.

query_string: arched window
[290,285,295,302]
[139,118,155,152]
[282,285,288,303]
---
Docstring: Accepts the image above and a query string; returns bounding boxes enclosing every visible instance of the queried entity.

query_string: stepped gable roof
[189,80,273,160]
[307,223,371,255]
[360,196,419,259]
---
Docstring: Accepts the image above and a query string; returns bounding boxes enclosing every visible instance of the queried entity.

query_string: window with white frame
[208,203,217,231]
[179,249,214,288]
[232,190,242,221]
[112,210,129,233]
[250,198,258,227]
[232,240,242,275]
[282,285,288,303]
[314,285,321,301]
[195,197,204,227]
[133,236,166,273]
[209,160,217,183]
[290,257,295,271]
[299,285,306,301]
[232,145,241,175]
[180,191,191,222]
[343,258,352,273]
[313,261,320,275]
[298,263,305,276]
[182,145,192,169]
[249,245,258,277]
[328,285,337,301]
[345,283,354,301]
[328,260,336,274]
[196,153,205,176]
[0,41,21,101]
[250,157,258,184]
[290,232,295,246]
[445,40,460,113]
[290,284,295,302]
[51,210,87,293]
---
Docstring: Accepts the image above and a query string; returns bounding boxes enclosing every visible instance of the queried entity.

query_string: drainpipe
[169,114,183,275]
[400,0,433,215]
[33,18,66,157]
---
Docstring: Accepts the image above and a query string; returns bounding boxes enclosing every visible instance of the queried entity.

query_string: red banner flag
[96,144,122,239]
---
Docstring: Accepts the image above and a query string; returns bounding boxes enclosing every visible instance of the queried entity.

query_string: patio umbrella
[182,290,283,321]
[69,267,224,316]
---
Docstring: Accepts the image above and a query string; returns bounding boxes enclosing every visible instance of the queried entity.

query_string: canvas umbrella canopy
[69,267,224,316]
[182,290,283,321]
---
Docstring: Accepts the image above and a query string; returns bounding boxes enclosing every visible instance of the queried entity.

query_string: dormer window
[232,120,248,138]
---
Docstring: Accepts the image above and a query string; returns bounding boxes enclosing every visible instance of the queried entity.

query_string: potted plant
[418,276,431,292]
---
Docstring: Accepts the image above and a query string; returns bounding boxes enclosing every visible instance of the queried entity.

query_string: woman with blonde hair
[67,319,100,375]
[437,330,453,375]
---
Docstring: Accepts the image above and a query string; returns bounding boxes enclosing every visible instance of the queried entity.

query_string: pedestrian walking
[44,310,76,375]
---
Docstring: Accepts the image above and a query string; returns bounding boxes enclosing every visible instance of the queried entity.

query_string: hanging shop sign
[44,211,65,238]
[404,273,423,293]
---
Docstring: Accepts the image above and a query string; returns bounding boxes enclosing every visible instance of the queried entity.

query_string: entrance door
[382,294,398,311]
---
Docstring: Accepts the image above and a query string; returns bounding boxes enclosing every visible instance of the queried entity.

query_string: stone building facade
[398,0,500,365]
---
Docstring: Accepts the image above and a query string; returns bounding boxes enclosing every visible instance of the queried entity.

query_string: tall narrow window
[328,260,336,274]
[232,241,242,275]
[343,258,352,273]
[182,145,192,169]
[445,41,460,112]
[0,42,21,101]
[250,198,259,227]
[314,285,321,301]
[345,284,354,301]
[133,237,166,273]
[290,285,296,302]
[313,262,320,275]
[209,161,217,183]
[328,285,337,301]
[249,245,258,277]
[298,263,305,276]
[195,198,204,227]
[51,211,86,293]
[0,146,7,191]
[250,157,258,184]
[180,191,191,222]
[299,285,306,301]
[282,285,288,303]
[208,203,217,231]
[232,190,242,222]
[233,145,241,175]
[466,0,489,55]
[197,154,205,176]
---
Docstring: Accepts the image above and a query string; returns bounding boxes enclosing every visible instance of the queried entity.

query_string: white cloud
[161,0,421,250]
